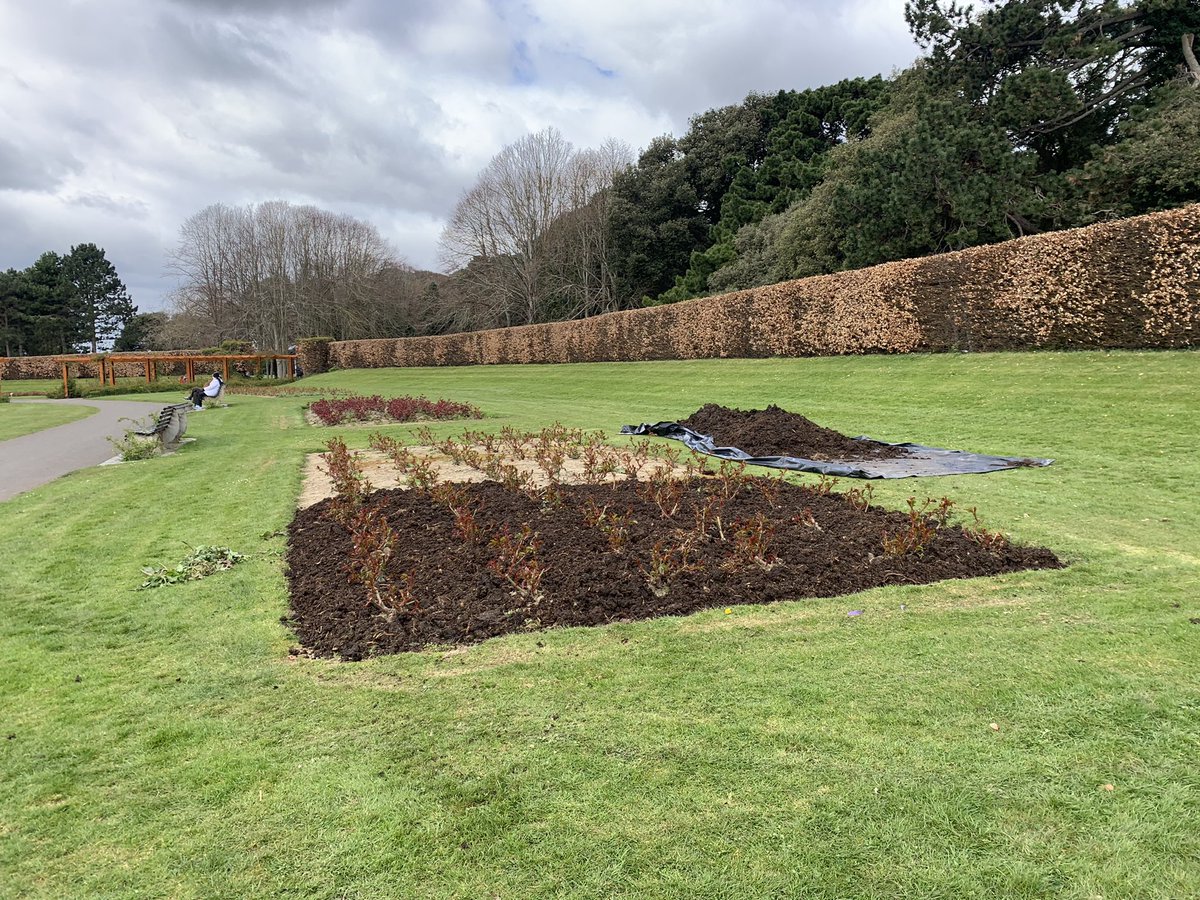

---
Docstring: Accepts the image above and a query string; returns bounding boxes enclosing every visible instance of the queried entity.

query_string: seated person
[188,372,224,410]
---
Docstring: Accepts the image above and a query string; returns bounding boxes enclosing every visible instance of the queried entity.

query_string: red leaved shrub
[309,395,482,426]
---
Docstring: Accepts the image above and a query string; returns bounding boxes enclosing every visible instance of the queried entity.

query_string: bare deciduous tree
[169,201,411,348]
[439,129,631,330]
[540,138,632,320]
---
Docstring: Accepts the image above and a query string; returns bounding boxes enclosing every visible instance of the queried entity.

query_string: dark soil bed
[286,478,1062,659]
[680,404,907,460]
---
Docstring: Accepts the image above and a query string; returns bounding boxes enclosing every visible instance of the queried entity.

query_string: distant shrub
[308,395,483,426]
[225,383,344,398]
[198,339,255,355]
[107,421,161,461]
[46,378,81,399]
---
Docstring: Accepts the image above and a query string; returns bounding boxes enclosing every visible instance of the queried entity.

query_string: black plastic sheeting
[620,422,1054,479]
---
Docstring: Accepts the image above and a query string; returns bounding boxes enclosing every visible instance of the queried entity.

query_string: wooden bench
[135,402,192,450]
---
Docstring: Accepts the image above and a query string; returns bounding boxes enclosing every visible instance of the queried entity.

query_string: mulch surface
[680,404,908,460]
[286,477,1062,659]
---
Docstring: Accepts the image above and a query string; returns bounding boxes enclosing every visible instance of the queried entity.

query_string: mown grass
[0,402,95,440]
[1,378,71,396]
[1,350,1198,898]
[1,376,158,397]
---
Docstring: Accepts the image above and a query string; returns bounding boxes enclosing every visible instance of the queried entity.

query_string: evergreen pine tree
[63,243,136,352]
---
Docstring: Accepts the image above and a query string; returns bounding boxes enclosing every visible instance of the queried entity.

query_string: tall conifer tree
[63,243,135,352]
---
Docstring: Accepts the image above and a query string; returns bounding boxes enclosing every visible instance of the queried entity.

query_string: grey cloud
[0,203,41,259]
[0,138,81,192]
[68,193,152,218]
[0,195,171,310]
[514,1,918,126]
[156,85,462,218]
[165,0,347,16]
[342,0,492,41]
[151,11,292,87]
[341,0,516,82]
[219,126,461,219]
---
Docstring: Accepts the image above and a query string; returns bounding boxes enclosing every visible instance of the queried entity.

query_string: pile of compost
[680,404,906,461]
[625,404,1053,479]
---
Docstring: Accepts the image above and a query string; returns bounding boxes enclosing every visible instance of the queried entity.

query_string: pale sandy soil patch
[298,443,697,508]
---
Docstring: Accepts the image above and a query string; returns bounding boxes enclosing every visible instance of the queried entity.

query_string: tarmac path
[0,398,174,502]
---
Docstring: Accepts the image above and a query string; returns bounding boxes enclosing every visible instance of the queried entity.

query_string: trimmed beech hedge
[296,337,333,376]
[0,351,197,381]
[328,204,1199,369]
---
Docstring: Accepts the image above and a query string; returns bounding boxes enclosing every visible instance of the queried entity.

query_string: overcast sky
[0,0,920,312]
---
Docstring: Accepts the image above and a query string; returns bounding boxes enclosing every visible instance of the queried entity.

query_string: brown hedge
[296,337,333,376]
[0,351,197,381]
[327,204,1199,370]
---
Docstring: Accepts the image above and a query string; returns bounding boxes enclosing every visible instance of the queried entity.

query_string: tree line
[165,200,437,351]
[160,0,1200,347]
[1,244,138,356]
[439,0,1200,323]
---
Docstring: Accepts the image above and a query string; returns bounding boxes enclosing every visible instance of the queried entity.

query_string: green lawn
[0,402,96,441]
[1,378,65,396]
[1,351,1197,898]
[1,376,151,397]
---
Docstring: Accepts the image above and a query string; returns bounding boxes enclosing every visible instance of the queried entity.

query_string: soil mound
[680,404,907,461]
[286,478,1061,659]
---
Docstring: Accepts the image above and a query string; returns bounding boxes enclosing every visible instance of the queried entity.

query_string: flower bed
[285,425,1063,659]
[307,394,483,426]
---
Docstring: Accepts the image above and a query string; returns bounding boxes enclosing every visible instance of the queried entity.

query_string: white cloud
[0,0,919,310]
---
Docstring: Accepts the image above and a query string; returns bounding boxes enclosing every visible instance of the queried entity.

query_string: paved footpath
[0,398,175,502]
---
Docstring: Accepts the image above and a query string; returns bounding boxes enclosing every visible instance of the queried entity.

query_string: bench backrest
[160,403,191,447]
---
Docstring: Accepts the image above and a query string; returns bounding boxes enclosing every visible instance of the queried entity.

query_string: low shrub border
[308,395,483,426]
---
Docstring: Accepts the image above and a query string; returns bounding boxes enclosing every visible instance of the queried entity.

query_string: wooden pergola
[52,353,297,398]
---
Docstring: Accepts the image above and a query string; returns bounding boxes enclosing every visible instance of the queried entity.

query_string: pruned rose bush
[308,395,483,426]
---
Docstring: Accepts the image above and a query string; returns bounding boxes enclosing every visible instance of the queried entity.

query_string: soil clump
[680,404,908,461]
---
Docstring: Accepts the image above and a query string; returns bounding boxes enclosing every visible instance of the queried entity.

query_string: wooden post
[186,358,194,384]
[223,357,230,382]
[287,356,295,378]
[62,362,69,398]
